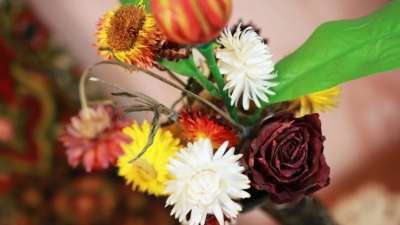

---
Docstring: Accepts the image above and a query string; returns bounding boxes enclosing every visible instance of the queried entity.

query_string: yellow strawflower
[288,86,341,117]
[117,121,181,196]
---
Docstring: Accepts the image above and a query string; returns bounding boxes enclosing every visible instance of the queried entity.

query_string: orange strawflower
[95,4,164,68]
[178,109,238,148]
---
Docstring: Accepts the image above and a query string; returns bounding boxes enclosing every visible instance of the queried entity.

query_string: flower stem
[159,55,220,97]
[197,43,240,123]
[107,60,244,129]
[79,68,90,113]
[140,67,243,129]
[155,62,186,87]
[171,95,185,110]
[261,197,338,225]
[79,61,115,115]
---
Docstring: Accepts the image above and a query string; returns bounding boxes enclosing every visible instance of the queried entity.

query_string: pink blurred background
[26,0,400,224]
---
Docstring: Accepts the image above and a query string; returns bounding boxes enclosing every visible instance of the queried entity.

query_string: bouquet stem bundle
[262,197,337,225]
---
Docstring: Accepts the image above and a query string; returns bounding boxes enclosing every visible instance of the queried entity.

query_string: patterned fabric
[0,62,55,175]
[0,0,74,175]
[0,1,177,225]
[1,174,176,225]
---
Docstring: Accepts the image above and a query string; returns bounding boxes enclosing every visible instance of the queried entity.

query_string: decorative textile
[0,1,176,225]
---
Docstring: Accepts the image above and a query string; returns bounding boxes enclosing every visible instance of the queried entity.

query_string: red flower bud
[150,0,232,45]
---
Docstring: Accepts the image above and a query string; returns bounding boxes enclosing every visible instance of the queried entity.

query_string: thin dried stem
[102,60,243,129]
[171,95,186,110]
[83,63,179,162]
[155,62,186,87]
[90,77,177,119]
[129,109,161,162]
[142,68,242,128]
[90,52,241,128]
[79,61,121,115]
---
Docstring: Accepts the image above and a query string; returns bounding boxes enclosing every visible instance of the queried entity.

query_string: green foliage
[160,55,219,97]
[268,1,400,104]
[160,55,200,78]
[119,0,150,11]
[159,44,240,123]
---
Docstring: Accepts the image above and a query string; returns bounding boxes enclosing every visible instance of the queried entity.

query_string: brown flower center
[107,6,146,51]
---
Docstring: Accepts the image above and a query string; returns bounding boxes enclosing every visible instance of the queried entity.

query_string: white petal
[214,141,229,159]
[213,204,225,225]
[166,138,250,225]
[216,25,278,111]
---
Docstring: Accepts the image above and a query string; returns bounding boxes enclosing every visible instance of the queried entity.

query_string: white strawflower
[216,25,278,110]
[166,138,250,225]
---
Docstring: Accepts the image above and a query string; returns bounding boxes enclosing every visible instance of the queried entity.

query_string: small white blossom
[216,25,278,110]
[166,139,250,225]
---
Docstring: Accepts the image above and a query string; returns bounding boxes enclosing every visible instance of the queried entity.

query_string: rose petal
[242,112,330,203]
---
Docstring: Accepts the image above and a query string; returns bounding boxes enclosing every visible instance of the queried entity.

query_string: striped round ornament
[150,0,232,45]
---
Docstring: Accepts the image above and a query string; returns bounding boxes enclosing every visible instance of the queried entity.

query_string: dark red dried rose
[242,112,330,203]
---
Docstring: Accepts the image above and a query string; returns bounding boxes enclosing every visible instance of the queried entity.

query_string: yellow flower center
[195,132,207,140]
[132,159,158,182]
[107,6,146,51]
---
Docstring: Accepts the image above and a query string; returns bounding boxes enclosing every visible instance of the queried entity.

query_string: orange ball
[150,0,232,45]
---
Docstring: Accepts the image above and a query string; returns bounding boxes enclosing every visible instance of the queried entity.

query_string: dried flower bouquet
[60,1,400,225]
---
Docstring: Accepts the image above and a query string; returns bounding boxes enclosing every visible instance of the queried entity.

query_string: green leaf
[119,0,150,11]
[159,55,219,96]
[269,1,400,104]
[160,55,199,77]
